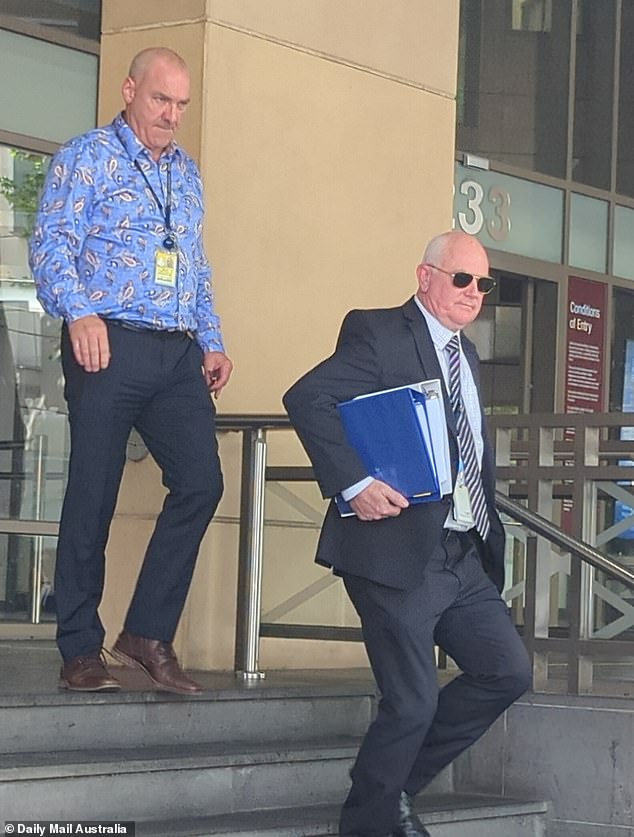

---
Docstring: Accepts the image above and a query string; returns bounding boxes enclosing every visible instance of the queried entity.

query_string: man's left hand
[349,479,409,520]
[203,351,233,397]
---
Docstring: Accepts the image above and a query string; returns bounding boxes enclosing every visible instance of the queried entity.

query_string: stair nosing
[134,796,549,836]
[0,684,376,710]
[0,737,362,781]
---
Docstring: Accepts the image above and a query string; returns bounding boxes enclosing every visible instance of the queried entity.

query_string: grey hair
[128,47,188,81]
[421,231,456,265]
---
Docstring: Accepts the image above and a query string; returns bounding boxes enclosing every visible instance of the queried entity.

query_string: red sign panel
[565,275,607,416]
[562,276,608,531]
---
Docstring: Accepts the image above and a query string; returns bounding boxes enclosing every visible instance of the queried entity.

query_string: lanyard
[134,159,176,250]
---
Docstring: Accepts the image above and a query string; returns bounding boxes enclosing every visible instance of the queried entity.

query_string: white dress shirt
[341,299,484,502]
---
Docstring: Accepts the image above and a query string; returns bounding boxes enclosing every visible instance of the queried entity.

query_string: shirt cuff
[341,476,374,502]
[196,336,225,354]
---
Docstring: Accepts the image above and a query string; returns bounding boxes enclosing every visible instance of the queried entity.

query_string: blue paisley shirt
[29,114,224,353]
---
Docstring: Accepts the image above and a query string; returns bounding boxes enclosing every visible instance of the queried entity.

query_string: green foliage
[0,149,48,236]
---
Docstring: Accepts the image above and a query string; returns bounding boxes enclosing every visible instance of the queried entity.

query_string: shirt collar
[112,112,180,164]
[413,295,460,352]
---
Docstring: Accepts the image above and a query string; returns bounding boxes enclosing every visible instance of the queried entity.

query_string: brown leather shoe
[59,653,121,692]
[110,630,203,695]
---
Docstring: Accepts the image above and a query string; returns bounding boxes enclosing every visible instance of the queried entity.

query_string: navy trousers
[340,531,532,837]
[55,321,223,661]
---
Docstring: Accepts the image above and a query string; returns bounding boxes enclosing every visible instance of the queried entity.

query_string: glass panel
[0,29,98,144]
[0,144,68,523]
[613,205,634,281]
[610,289,634,414]
[569,193,608,273]
[457,0,571,178]
[454,162,564,262]
[0,0,101,42]
[466,273,557,415]
[617,0,634,198]
[572,0,615,190]
[530,279,558,412]
[0,533,57,623]
[511,0,552,31]
[609,291,634,546]
[466,273,524,415]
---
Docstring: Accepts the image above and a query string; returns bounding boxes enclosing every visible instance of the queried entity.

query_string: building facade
[456,0,634,432]
[0,0,631,670]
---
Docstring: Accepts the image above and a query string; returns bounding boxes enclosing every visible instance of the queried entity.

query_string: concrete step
[0,738,358,821]
[135,795,549,837]
[0,654,549,835]
[0,675,374,754]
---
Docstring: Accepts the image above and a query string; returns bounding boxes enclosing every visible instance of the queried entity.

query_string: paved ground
[0,638,631,700]
[0,638,377,699]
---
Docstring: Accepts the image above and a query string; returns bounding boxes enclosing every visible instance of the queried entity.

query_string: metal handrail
[216,415,292,431]
[214,413,634,686]
[2,414,632,690]
[495,491,634,589]
[216,416,289,679]
[0,440,27,451]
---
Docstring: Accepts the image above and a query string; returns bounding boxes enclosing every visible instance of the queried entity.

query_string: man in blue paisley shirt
[29,47,232,693]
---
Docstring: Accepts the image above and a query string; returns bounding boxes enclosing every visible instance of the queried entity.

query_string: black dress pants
[55,321,223,661]
[340,531,532,837]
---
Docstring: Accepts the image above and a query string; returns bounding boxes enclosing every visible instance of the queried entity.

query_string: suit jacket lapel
[401,298,459,439]
[461,336,481,389]
[402,297,441,377]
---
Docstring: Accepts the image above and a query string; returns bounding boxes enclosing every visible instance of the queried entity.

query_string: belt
[102,318,189,338]
[443,527,484,556]
[443,527,480,547]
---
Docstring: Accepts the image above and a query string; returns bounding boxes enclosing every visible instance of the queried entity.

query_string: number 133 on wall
[454,179,511,242]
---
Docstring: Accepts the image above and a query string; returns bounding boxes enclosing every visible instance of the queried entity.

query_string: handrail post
[524,532,547,691]
[30,434,46,624]
[234,427,267,679]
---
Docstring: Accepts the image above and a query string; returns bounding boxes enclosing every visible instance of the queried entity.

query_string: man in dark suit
[283,231,531,837]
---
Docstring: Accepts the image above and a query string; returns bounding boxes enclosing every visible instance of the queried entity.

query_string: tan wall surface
[101,0,207,32]
[205,23,456,414]
[102,0,459,96]
[206,0,459,96]
[98,1,459,671]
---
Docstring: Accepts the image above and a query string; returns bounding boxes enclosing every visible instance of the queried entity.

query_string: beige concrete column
[98,0,459,671]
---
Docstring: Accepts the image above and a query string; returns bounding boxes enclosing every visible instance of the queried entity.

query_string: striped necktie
[445,335,490,540]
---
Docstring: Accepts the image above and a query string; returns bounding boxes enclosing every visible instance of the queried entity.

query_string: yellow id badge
[154,249,178,287]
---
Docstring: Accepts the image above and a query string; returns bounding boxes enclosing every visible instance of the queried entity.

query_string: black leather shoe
[392,791,431,836]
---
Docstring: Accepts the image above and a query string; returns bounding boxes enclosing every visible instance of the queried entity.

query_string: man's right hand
[67,315,111,372]
[349,479,409,521]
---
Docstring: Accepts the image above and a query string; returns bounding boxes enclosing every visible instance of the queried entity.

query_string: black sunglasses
[427,263,496,295]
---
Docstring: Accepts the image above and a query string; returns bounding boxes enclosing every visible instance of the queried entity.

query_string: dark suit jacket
[283,297,505,592]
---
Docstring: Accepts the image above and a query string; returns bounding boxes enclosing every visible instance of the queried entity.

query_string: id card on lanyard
[452,458,475,527]
[134,159,179,288]
[155,249,178,286]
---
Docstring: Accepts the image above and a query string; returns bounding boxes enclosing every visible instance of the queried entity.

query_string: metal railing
[1,414,633,694]
[217,413,634,694]
[0,435,60,623]
[219,415,290,679]
[490,412,634,693]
